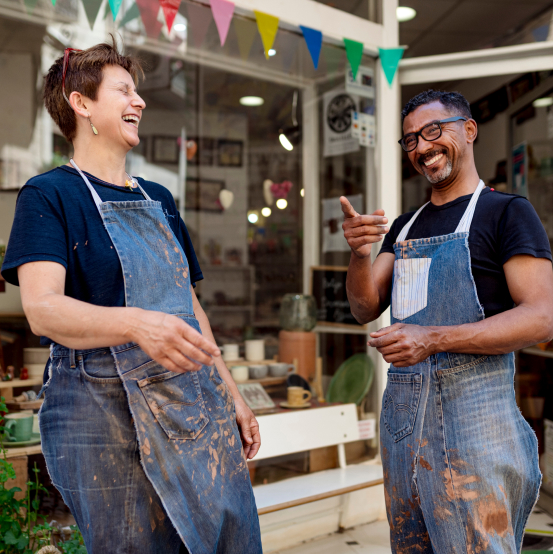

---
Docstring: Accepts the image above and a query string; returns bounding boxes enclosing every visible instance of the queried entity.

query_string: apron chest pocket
[139,371,209,440]
[392,258,432,320]
[382,373,422,442]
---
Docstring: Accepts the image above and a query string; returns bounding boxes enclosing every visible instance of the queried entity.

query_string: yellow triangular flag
[254,10,279,59]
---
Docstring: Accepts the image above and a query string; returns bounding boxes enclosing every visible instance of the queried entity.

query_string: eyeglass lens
[402,122,441,151]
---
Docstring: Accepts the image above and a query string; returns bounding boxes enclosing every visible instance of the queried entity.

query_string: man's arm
[341,197,395,323]
[369,255,553,367]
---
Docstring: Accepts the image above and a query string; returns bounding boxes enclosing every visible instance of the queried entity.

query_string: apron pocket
[382,372,422,442]
[392,258,432,320]
[139,371,209,440]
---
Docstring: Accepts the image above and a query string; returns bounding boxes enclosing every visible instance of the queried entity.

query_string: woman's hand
[234,397,261,460]
[129,309,220,373]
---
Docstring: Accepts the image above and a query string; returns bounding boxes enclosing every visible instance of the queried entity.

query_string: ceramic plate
[3,432,41,448]
[280,401,311,409]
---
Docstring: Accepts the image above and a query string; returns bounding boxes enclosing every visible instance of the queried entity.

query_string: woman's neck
[71,136,129,187]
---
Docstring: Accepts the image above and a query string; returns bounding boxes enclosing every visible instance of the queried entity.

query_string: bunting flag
[187,3,212,49]
[210,0,234,46]
[119,2,141,27]
[343,38,364,80]
[533,24,550,42]
[136,0,163,38]
[160,0,180,32]
[254,10,279,59]
[379,47,405,86]
[83,0,103,29]
[323,44,344,75]
[108,0,123,20]
[23,0,39,13]
[299,25,322,70]
[234,17,257,61]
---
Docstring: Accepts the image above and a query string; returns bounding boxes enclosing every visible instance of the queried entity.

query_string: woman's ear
[68,91,90,119]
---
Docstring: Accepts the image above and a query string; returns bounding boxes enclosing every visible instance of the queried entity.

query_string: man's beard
[422,157,453,184]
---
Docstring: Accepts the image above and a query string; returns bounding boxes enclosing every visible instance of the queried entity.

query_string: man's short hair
[401,90,472,123]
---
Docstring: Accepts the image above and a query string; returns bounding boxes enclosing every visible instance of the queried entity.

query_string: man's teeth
[122,115,139,127]
[424,153,443,167]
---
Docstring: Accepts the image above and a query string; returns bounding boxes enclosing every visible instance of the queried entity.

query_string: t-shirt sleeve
[378,216,403,256]
[498,197,552,264]
[176,216,203,286]
[1,185,68,286]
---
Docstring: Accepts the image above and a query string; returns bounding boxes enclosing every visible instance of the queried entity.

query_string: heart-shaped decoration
[219,189,234,210]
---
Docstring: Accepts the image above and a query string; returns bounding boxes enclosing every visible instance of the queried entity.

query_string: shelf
[313,325,368,336]
[204,306,254,312]
[0,377,43,389]
[236,376,287,387]
[5,443,42,459]
[520,346,553,359]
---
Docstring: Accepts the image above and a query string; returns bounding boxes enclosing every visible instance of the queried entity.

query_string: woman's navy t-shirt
[1,166,203,343]
[379,188,552,318]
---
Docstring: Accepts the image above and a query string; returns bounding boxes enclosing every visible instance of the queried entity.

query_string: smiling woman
[1,37,263,554]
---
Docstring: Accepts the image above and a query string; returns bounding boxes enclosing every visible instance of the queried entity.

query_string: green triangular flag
[343,38,363,80]
[379,47,405,87]
[23,0,39,14]
[108,0,123,20]
[83,0,104,29]
[118,2,140,26]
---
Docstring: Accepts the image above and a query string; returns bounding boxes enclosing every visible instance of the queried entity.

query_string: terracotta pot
[278,330,316,380]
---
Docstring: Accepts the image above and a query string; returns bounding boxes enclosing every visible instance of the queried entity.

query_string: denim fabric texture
[382,188,541,553]
[39,161,262,554]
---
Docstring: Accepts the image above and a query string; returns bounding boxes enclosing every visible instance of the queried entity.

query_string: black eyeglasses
[399,116,467,152]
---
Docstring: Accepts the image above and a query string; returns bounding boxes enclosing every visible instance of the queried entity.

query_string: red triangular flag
[187,3,212,49]
[210,0,234,46]
[135,0,163,39]
[160,0,181,32]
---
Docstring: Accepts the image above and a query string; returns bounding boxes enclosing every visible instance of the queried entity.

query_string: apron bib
[63,160,261,554]
[381,181,541,554]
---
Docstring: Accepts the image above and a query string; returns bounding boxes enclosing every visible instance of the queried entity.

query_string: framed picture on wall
[187,137,215,166]
[152,136,179,164]
[185,178,224,212]
[217,139,243,167]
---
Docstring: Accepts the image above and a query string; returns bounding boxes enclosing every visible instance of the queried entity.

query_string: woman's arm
[18,261,219,372]
[191,288,261,460]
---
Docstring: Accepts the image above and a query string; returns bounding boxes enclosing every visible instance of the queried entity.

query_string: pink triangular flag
[210,0,234,46]
[187,3,212,49]
[160,0,181,32]
[135,0,163,38]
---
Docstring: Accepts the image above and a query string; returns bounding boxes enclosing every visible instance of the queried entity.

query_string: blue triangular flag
[533,24,550,42]
[300,25,322,70]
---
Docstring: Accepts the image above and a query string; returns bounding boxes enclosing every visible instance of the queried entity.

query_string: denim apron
[39,160,262,554]
[380,181,541,554]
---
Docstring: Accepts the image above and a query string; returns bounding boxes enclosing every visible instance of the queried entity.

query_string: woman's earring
[87,115,98,135]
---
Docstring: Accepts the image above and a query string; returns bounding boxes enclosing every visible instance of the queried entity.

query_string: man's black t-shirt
[379,187,552,318]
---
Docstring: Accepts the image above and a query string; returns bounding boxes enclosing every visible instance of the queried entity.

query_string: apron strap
[395,179,485,243]
[453,179,485,234]
[69,159,152,212]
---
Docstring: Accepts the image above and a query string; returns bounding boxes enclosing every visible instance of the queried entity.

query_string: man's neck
[430,166,481,206]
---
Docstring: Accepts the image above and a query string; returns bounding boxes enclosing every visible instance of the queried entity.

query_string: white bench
[251,404,383,515]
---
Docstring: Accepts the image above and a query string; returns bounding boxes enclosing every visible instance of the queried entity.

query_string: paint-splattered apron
[380,180,541,553]
[39,160,262,554]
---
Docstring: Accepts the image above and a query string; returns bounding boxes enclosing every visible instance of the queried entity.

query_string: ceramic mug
[230,365,249,382]
[222,344,239,362]
[245,340,264,362]
[4,411,34,442]
[269,363,295,378]
[249,364,268,380]
[287,386,312,406]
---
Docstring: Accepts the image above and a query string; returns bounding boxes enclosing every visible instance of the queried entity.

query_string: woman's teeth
[424,153,443,167]
[122,115,139,127]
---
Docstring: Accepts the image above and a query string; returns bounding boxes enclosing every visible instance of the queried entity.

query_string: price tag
[358,418,376,440]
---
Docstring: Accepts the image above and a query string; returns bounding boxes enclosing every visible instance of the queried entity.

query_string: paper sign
[359,113,376,147]
[322,194,363,253]
[323,89,359,157]
[345,66,375,99]
[358,419,376,440]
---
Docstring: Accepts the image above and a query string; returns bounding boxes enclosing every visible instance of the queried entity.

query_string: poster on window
[323,89,360,157]
[322,194,363,253]
[512,142,528,198]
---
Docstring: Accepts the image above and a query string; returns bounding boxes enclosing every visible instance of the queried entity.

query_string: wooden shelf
[520,346,553,359]
[204,306,254,312]
[5,443,42,459]
[0,377,43,389]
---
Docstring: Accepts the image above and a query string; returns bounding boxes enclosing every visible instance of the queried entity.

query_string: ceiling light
[248,212,259,224]
[533,97,553,108]
[240,96,264,107]
[279,133,294,151]
[174,23,186,31]
[268,49,277,57]
[276,199,287,210]
[261,207,271,217]
[396,6,416,22]
[300,188,304,197]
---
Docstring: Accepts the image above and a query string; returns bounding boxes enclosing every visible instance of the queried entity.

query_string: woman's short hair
[43,36,143,143]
